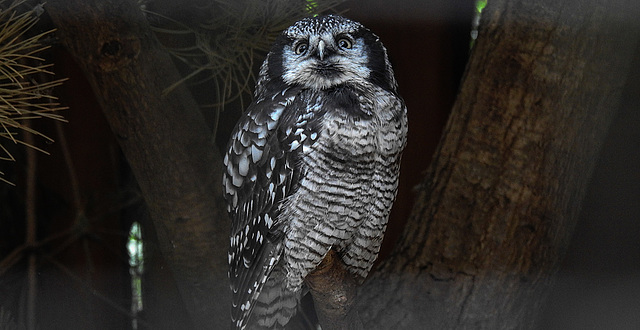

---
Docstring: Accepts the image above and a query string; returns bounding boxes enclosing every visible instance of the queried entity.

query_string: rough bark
[357,0,639,329]
[46,1,229,328]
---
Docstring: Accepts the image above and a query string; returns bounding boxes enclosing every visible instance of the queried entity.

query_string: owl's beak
[317,40,326,60]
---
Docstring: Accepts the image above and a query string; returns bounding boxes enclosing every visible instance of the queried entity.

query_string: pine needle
[142,0,346,139]
[0,0,67,184]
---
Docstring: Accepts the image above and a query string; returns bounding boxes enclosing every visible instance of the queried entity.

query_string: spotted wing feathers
[223,88,310,329]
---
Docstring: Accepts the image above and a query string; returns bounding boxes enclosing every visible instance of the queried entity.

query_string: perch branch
[306,249,363,330]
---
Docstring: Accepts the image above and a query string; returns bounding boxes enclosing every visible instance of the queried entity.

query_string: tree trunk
[357,0,639,329]
[46,1,230,328]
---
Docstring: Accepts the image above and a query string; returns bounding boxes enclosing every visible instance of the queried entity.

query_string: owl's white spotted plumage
[223,15,407,329]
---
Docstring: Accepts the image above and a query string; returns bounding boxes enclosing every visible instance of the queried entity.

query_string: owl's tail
[246,266,302,329]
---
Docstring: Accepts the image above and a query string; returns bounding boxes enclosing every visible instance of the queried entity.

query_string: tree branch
[24,119,37,330]
[306,249,363,330]
[358,0,640,328]
[46,1,230,328]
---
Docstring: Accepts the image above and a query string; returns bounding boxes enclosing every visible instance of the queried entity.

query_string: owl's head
[256,15,397,97]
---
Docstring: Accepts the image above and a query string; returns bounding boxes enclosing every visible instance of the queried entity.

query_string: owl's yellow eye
[337,37,352,49]
[294,42,308,55]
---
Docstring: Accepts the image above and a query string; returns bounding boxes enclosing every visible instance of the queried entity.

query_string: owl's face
[257,15,397,95]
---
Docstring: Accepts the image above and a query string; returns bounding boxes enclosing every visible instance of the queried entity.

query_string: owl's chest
[279,91,406,240]
[318,101,406,160]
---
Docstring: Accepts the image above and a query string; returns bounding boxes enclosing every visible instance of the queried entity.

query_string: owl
[223,14,407,329]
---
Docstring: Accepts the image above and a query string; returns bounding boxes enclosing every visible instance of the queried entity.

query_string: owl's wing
[223,87,312,329]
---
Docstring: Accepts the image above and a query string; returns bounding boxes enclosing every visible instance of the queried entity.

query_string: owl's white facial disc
[254,14,398,99]
[281,32,371,90]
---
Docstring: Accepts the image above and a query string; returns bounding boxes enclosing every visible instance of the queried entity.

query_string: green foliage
[127,221,144,323]
[0,0,66,185]
[470,0,488,49]
[476,0,487,13]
